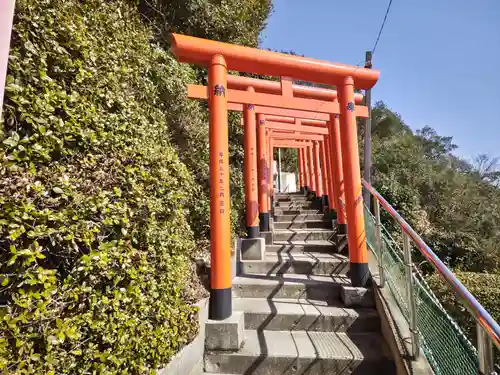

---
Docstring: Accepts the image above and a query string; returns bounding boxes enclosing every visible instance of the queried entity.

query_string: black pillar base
[337,223,347,235]
[247,226,259,239]
[270,195,274,214]
[300,186,305,194]
[209,288,232,320]
[324,210,337,220]
[316,196,323,211]
[259,212,270,232]
[323,195,329,209]
[349,262,370,287]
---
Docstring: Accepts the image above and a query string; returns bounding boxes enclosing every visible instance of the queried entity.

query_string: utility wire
[371,0,394,56]
[294,0,395,117]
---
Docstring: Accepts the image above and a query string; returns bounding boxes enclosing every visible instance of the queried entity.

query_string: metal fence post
[477,323,494,374]
[402,231,419,359]
[374,199,385,287]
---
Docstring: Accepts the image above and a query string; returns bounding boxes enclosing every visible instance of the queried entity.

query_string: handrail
[362,180,500,352]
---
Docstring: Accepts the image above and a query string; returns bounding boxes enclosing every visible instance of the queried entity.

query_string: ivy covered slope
[0,0,222,373]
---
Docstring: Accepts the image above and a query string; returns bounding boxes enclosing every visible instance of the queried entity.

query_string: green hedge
[0,0,204,373]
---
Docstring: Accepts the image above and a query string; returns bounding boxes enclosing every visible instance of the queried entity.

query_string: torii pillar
[208,55,232,319]
[338,77,369,286]
[257,114,270,232]
[243,89,259,238]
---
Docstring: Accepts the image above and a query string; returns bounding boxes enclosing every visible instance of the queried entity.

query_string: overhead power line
[371,0,394,56]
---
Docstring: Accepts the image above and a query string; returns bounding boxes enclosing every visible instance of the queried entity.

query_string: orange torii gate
[228,73,363,208]
[262,116,343,229]
[172,33,380,319]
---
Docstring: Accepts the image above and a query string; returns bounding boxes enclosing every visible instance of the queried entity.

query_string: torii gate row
[190,82,345,236]
[269,131,330,209]
[172,33,380,319]
[267,132,329,222]
[262,116,342,219]
[190,80,361,228]
[259,123,332,236]
[270,138,327,200]
[190,79,357,231]
[274,140,332,208]
[243,113,342,219]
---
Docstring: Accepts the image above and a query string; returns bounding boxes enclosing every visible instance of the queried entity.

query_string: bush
[0,0,204,373]
[426,272,500,345]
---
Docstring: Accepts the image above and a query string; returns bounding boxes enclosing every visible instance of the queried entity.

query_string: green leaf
[52,187,64,194]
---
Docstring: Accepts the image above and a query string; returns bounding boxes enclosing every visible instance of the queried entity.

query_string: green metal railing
[363,181,499,375]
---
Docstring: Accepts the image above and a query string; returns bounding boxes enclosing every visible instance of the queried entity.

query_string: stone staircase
[203,192,396,375]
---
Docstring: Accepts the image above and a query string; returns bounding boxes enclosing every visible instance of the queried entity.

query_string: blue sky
[261,0,500,160]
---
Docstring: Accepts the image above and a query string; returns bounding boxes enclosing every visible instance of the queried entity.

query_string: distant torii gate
[270,138,315,193]
[269,131,327,202]
[245,114,336,212]
[172,33,380,319]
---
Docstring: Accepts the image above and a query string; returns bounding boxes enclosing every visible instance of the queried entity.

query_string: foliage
[368,102,500,273]
[138,0,272,47]
[1,0,273,371]
[0,0,225,373]
[274,148,298,173]
[426,272,500,346]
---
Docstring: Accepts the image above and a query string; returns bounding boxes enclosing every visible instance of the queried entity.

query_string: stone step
[275,193,304,197]
[232,274,349,303]
[274,206,320,212]
[274,213,327,222]
[274,199,320,207]
[204,330,396,375]
[233,298,380,332]
[276,196,310,202]
[272,229,336,241]
[275,198,318,205]
[275,201,317,208]
[273,220,331,230]
[240,252,348,276]
[266,240,337,254]
[273,209,321,215]
[337,234,348,254]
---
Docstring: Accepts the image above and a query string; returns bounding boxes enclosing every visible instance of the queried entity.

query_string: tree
[416,125,458,160]
[470,154,500,186]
